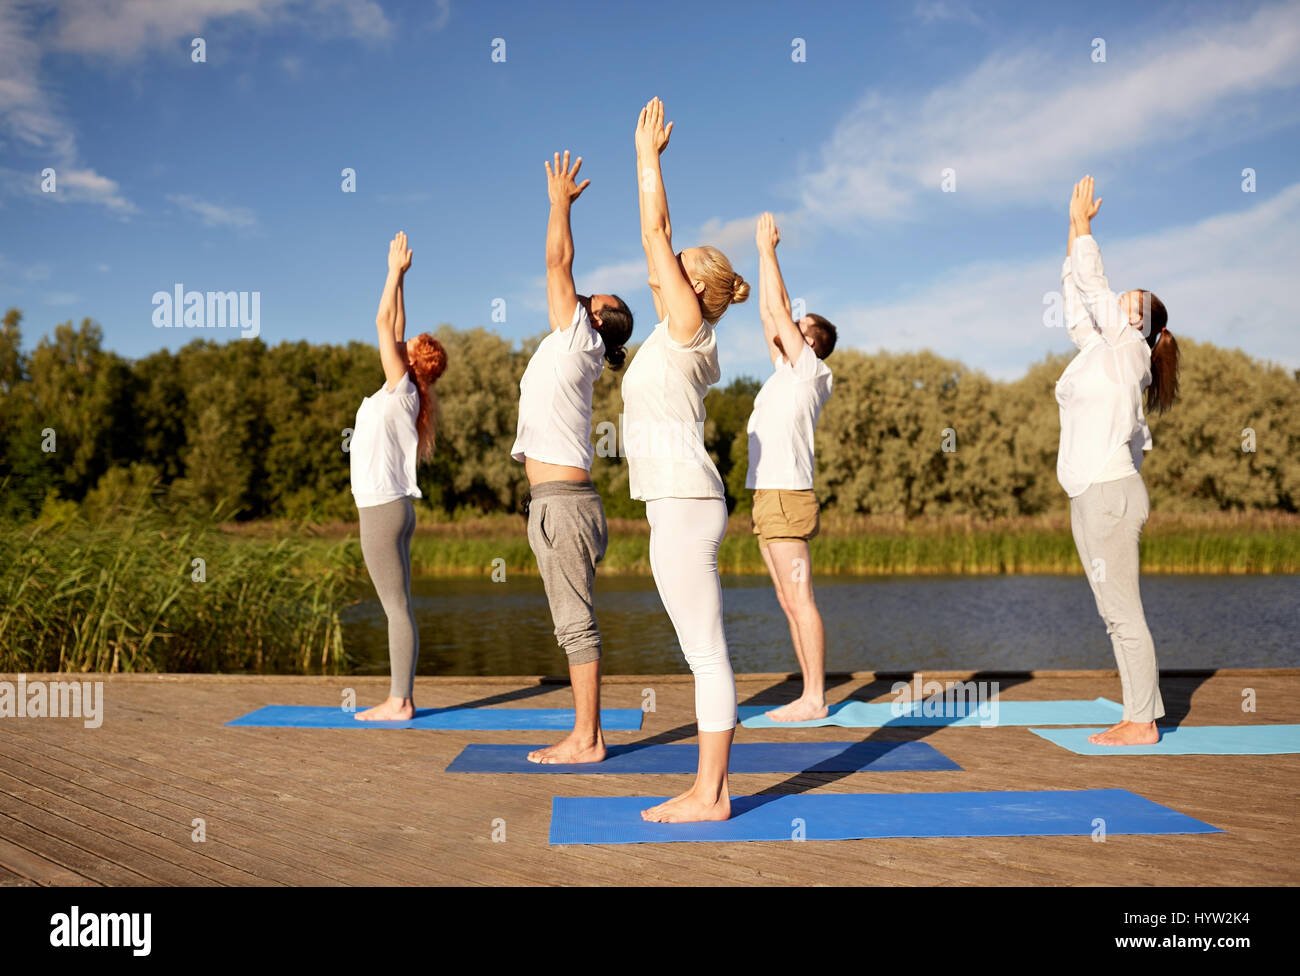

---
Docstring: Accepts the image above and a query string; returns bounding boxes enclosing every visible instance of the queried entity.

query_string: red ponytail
[406,333,447,462]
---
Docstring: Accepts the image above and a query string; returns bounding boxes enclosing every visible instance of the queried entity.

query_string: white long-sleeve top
[1055,234,1152,499]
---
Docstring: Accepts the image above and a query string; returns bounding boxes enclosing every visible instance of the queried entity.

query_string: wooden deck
[1,669,1296,886]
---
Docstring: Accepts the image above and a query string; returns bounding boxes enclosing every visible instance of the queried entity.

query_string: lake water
[341,574,1300,676]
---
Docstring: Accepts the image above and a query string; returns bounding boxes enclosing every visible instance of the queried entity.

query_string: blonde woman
[352,231,447,721]
[621,98,749,823]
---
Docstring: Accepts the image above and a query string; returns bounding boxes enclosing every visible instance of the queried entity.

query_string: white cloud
[0,2,138,212]
[831,183,1300,377]
[167,193,258,228]
[431,0,452,32]
[913,1,982,26]
[45,291,79,306]
[0,0,395,216]
[696,213,767,257]
[575,258,646,298]
[47,0,392,58]
[800,3,1300,222]
[56,166,134,211]
[0,2,76,159]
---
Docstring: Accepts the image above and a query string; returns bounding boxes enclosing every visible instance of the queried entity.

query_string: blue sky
[4,0,1300,382]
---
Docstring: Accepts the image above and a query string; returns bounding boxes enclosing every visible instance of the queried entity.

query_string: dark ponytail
[1142,291,1179,414]
[604,343,627,370]
[596,295,634,372]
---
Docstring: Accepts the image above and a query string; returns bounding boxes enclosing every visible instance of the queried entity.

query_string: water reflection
[339,574,1300,677]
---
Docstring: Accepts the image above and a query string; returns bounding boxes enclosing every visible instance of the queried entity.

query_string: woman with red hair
[351,231,447,721]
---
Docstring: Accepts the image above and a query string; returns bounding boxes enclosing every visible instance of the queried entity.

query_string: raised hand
[1069,176,1103,230]
[756,212,781,253]
[546,150,590,206]
[635,97,674,157]
[388,231,412,273]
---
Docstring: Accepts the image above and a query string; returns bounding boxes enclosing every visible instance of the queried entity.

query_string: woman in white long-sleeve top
[1057,176,1180,746]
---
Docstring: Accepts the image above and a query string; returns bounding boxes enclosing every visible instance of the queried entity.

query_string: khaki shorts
[751,489,821,549]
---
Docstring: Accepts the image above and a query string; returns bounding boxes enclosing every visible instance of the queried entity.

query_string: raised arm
[756,217,781,362]
[635,97,701,341]
[1061,180,1095,351]
[394,278,406,343]
[1067,176,1128,346]
[375,231,412,390]
[545,150,589,332]
[756,212,806,366]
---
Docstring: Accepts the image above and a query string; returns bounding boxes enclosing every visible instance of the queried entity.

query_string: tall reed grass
[385,512,1300,577]
[0,500,359,674]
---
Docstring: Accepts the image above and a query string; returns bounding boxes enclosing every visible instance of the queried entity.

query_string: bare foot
[354,697,415,721]
[1088,720,1129,742]
[641,787,731,823]
[527,732,606,765]
[765,697,830,723]
[1088,721,1159,746]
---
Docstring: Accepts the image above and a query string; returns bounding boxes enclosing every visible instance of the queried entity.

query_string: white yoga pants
[645,497,737,732]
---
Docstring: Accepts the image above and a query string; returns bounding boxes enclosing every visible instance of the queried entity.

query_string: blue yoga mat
[739,697,1123,729]
[1031,724,1300,756]
[548,788,1219,845]
[446,740,960,774]
[227,705,644,731]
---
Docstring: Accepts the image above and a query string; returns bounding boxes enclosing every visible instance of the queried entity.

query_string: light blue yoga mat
[548,788,1219,845]
[447,740,960,774]
[227,704,644,731]
[738,697,1123,729]
[1030,724,1300,755]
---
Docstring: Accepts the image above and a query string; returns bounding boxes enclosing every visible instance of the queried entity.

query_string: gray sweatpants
[1070,474,1165,723]
[358,497,418,698]
[527,481,608,666]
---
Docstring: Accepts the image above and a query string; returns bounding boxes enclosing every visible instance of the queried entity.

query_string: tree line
[1,306,1296,523]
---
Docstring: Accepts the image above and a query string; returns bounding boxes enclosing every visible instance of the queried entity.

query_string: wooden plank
[0,672,1294,886]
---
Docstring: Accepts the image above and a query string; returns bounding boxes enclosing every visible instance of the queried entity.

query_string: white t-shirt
[620,317,725,501]
[350,372,423,508]
[1055,235,1152,499]
[511,303,604,470]
[745,347,833,490]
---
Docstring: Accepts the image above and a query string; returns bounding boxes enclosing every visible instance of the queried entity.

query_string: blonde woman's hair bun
[731,274,750,304]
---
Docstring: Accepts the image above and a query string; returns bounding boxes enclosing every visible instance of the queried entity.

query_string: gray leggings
[1070,474,1165,723]
[358,497,418,698]
[527,481,608,665]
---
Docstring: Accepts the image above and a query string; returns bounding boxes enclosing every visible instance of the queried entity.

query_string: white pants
[1070,474,1165,723]
[646,497,736,732]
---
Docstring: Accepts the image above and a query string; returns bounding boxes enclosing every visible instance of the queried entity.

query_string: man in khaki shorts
[746,213,836,722]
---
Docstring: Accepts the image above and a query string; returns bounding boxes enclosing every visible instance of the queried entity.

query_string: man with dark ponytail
[510,150,633,764]
[1056,175,1181,746]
